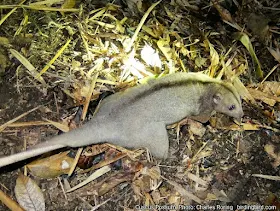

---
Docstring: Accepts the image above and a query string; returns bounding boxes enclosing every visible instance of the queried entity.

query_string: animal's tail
[0,144,64,168]
[0,119,108,168]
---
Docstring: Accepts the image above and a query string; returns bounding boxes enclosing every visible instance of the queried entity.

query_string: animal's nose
[235,110,244,123]
[240,110,244,118]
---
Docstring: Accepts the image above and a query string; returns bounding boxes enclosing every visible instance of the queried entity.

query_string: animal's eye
[228,105,235,110]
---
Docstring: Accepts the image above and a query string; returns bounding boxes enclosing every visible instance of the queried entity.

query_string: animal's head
[212,85,244,121]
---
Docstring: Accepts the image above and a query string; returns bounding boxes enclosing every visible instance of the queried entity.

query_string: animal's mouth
[234,111,244,123]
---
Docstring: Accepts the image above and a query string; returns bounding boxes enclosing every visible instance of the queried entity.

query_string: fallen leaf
[209,116,242,131]
[247,88,280,106]
[133,166,162,193]
[66,165,111,192]
[188,120,206,137]
[260,81,280,96]
[232,77,255,103]
[211,188,231,202]
[186,172,208,187]
[267,47,280,63]
[43,118,70,132]
[166,180,202,204]
[242,122,260,130]
[157,38,172,61]
[208,41,219,77]
[151,190,162,204]
[14,174,45,211]
[264,143,280,168]
[27,151,75,178]
[94,172,134,196]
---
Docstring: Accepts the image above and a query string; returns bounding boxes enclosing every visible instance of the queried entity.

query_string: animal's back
[95,73,212,125]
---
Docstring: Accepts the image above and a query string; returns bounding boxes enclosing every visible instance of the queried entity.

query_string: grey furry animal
[0,72,243,168]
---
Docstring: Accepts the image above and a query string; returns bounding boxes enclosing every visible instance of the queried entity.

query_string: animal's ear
[213,93,222,105]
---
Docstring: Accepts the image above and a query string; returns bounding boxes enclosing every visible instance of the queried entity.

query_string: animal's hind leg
[139,122,169,158]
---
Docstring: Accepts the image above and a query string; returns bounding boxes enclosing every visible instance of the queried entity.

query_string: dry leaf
[140,166,161,180]
[83,144,110,157]
[133,166,162,193]
[121,157,144,173]
[267,47,280,63]
[242,122,260,130]
[187,172,208,187]
[264,143,280,168]
[208,41,219,77]
[167,193,181,206]
[188,120,206,137]
[166,180,202,204]
[232,77,255,103]
[212,0,234,23]
[260,81,280,96]
[14,174,45,211]
[72,82,101,104]
[133,175,154,193]
[209,116,242,131]
[94,172,134,196]
[27,151,75,178]
[211,188,231,202]
[43,118,70,132]
[157,38,172,61]
[151,190,161,204]
[66,165,111,192]
[247,88,280,106]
